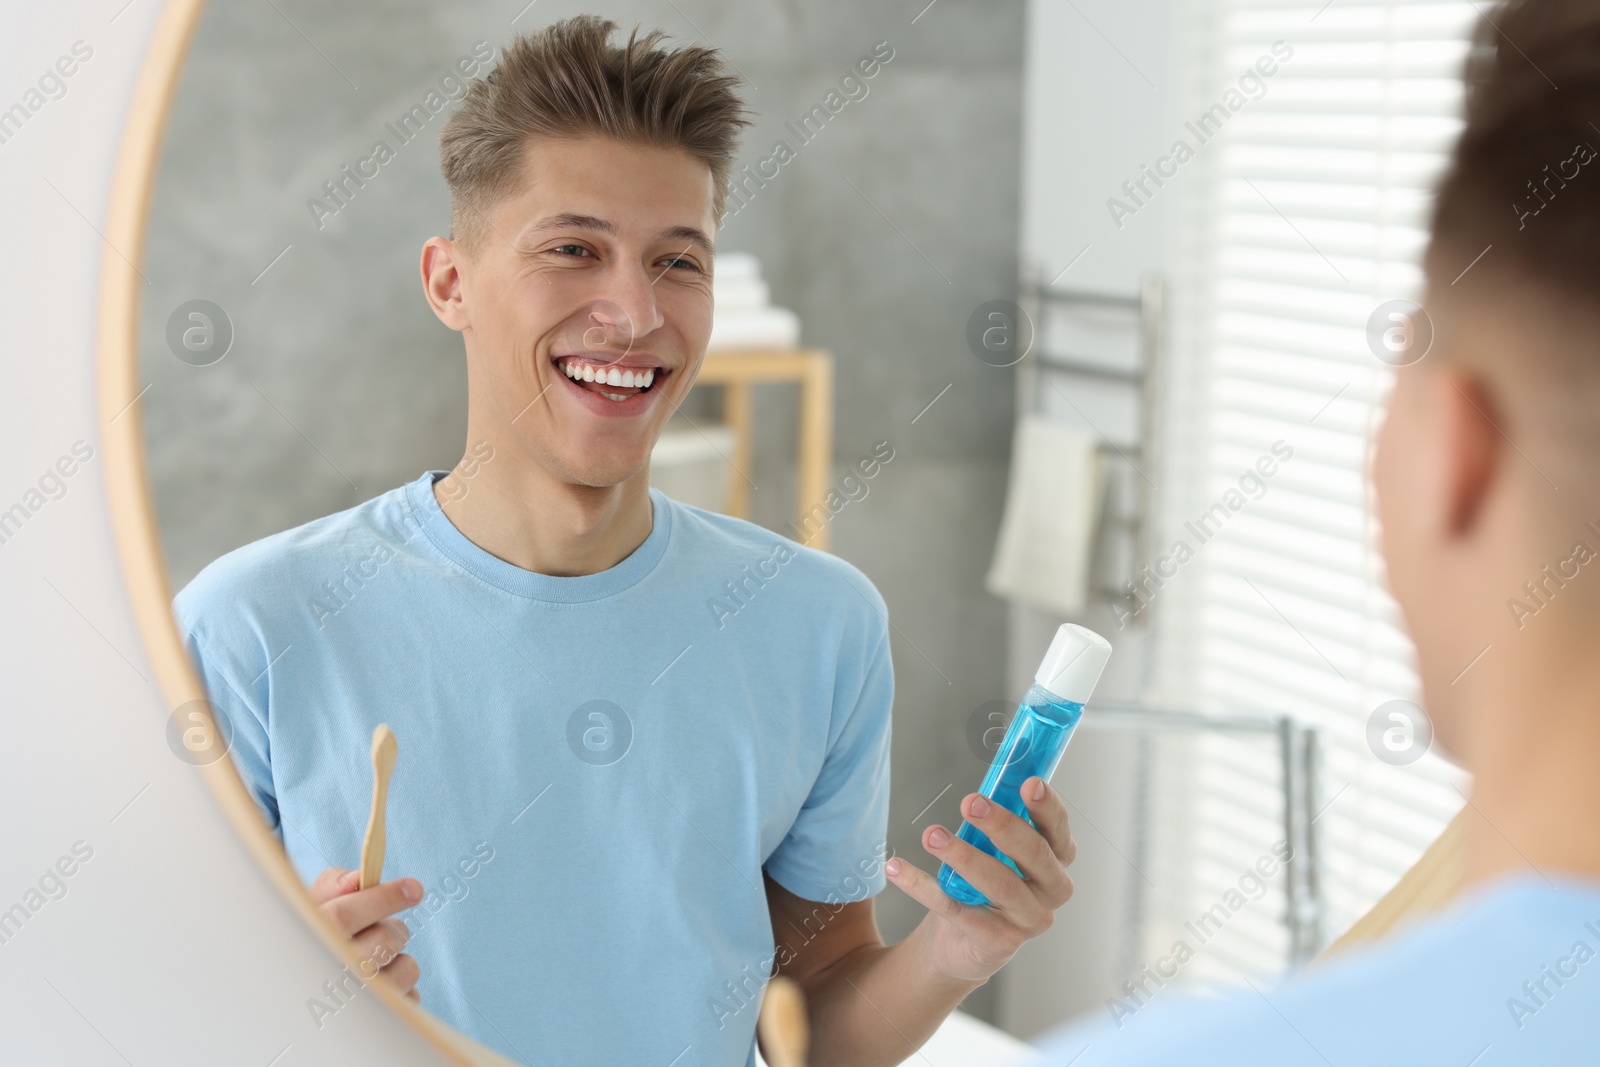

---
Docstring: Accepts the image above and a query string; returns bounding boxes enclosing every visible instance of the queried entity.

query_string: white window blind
[1148,0,1479,987]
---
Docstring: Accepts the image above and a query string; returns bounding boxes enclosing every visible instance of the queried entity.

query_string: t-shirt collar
[403,469,671,603]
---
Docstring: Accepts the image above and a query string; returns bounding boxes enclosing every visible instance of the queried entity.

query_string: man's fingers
[307,870,424,1000]
[1020,778,1076,866]
[924,824,1037,913]
[353,916,411,967]
[960,792,1072,904]
[883,855,998,934]
[379,952,422,999]
[308,866,362,906]
[322,877,423,937]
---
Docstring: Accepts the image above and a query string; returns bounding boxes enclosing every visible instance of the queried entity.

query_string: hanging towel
[985,415,1103,616]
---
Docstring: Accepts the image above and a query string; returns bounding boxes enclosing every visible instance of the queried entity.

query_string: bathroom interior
[99,0,1475,1061]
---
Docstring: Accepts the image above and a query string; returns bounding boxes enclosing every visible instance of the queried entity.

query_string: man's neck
[1458,616,1600,888]
[433,452,653,577]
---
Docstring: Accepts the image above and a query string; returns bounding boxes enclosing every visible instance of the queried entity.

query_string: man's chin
[555,455,652,492]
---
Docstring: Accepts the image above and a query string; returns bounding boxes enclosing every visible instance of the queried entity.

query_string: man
[1032,0,1600,1062]
[175,17,1077,1066]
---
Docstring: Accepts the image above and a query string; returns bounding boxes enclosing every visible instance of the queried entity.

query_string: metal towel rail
[1016,267,1164,620]
[1082,700,1326,969]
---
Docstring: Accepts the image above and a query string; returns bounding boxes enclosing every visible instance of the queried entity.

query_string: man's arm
[765,876,976,1066]
[176,601,427,1002]
[765,776,1077,1067]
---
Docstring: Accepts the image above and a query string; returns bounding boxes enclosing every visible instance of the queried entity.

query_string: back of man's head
[1425,0,1600,503]
[1378,0,1600,750]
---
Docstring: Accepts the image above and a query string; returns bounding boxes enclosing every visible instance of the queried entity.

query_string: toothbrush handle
[359,725,397,891]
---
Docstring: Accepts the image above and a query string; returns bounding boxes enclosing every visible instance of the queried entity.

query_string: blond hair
[438,16,751,252]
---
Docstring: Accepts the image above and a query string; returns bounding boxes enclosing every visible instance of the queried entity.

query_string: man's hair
[1425,0,1600,500]
[438,16,751,253]
[1428,0,1600,306]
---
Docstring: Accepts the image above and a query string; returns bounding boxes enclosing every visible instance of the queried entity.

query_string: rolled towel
[713,274,771,311]
[985,414,1103,616]
[708,252,801,349]
[708,306,801,350]
[713,251,762,279]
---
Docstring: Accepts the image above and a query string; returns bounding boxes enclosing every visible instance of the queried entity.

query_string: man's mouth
[553,355,665,403]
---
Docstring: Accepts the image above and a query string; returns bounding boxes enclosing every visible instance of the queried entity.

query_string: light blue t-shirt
[172,470,894,1067]
[1029,873,1600,1065]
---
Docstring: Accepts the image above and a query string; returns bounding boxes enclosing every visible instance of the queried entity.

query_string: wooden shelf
[694,348,835,551]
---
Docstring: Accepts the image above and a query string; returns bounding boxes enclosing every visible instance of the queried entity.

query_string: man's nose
[584,263,665,351]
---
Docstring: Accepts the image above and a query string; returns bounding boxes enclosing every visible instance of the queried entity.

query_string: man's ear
[420,236,470,332]
[1436,370,1503,538]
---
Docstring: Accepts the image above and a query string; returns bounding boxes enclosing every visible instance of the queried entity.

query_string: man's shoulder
[1262,873,1600,1006]
[658,490,888,618]
[172,482,417,644]
[1030,874,1600,1066]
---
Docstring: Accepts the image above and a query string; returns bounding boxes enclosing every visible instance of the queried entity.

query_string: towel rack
[1016,268,1164,621]
[1080,701,1326,969]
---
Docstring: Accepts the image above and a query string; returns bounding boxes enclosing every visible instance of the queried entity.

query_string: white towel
[713,252,762,279]
[708,252,801,350]
[707,306,801,350]
[985,415,1103,616]
[713,274,771,311]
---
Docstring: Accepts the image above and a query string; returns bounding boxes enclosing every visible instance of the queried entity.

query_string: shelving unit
[694,348,835,550]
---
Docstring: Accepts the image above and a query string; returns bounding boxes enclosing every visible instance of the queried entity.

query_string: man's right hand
[308,866,424,1002]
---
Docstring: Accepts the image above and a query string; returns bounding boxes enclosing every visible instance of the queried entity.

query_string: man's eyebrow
[521,214,714,257]
[523,213,616,240]
[659,225,715,257]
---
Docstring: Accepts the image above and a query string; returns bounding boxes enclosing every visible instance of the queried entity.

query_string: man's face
[455,134,716,488]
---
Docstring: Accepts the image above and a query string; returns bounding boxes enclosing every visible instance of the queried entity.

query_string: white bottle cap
[1033,624,1113,703]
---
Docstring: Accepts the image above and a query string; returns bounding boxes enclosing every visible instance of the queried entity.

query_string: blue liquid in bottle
[938,682,1085,906]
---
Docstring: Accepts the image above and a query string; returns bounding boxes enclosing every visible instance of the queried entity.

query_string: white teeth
[600,391,627,401]
[559,360,657,392]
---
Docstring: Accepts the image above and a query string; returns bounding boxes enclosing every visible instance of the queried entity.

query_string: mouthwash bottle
[938,623,1112,906]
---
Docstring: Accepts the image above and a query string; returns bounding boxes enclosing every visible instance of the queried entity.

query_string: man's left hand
[884,775,1078,982]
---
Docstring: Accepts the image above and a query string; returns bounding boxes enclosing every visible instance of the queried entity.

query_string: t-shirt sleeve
[763,585,894,904]
[173,596,283,842]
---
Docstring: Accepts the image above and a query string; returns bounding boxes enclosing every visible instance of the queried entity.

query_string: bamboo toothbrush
[758,975,808,1067]
[359,724,398,891]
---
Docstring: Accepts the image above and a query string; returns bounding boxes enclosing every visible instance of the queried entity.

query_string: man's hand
[308,866,424,1002]
[885,775,1077,982]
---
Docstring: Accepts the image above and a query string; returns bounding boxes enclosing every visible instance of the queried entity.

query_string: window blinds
[1151,0,1479,986]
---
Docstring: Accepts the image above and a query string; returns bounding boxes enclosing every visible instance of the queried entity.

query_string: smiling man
[173,17,1078,1067]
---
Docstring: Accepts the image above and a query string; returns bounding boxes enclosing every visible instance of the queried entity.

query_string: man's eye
[551,244,591,258]
[661,257,702,272]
